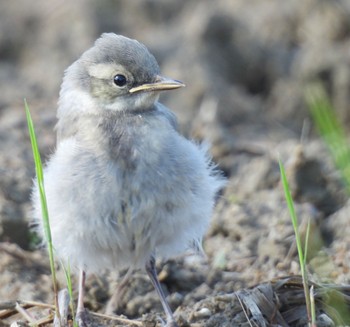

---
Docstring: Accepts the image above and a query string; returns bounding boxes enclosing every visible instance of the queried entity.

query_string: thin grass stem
[303,218,311,265]
[61,260,77,327]
[25,100,61,324]
[306,83,350,193]
[279,160,312,323]
[310,285,316,327]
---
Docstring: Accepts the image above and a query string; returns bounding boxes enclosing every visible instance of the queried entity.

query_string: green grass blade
[61,260,77,327]
[306,83,350,193]
[306,83,350,326]
[303,218,311,266]
[279,160,305,265]
[25,100,61,323]
[25,102,51,244]
[279,159,312,323]
[310,286,316,327]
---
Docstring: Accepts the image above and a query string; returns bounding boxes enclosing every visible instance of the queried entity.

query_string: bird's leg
[76,269,89,327]
[145,256,178,327]
[105,267,133,314]
[77,269,86,313]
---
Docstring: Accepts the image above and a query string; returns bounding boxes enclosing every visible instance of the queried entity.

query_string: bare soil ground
[1,1,350,326]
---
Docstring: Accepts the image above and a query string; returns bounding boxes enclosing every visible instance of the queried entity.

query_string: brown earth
[1,1,350,326]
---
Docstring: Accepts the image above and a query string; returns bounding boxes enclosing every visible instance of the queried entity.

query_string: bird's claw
[76,309,90,327]
[159,317,178,327]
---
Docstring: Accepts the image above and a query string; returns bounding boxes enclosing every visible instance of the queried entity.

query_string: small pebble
[195,307,212,318]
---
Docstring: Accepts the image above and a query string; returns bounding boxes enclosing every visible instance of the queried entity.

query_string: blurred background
[1,0,350,324]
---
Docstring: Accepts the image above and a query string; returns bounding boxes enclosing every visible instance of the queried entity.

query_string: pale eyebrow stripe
[87,63,126,79]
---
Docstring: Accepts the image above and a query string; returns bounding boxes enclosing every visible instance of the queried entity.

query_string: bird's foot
[159,317,178,327]
[76,308,90,327]
[166,320,179,327]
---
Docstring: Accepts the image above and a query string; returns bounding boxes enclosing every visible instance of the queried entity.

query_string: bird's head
[60,33,184,113]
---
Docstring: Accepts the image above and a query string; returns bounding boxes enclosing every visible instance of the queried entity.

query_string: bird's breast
[100,113,169,172]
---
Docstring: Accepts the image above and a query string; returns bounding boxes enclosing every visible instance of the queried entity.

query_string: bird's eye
[113,74,127,87]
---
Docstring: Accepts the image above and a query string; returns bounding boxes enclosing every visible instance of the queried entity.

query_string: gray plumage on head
[85,33,160,83]
[67,34,160,96]
[56,34,176,140]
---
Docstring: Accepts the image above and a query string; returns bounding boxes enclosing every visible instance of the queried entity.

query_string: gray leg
[76,269,89,327]
[145,257,178,327]
[105,267,133,314]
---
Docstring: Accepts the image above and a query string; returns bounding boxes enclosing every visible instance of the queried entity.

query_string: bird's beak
[129,76,185,94]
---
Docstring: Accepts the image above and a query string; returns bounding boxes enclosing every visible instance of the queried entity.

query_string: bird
[32,33,225,327]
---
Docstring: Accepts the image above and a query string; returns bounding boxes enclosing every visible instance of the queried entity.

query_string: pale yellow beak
[129,76,185,94]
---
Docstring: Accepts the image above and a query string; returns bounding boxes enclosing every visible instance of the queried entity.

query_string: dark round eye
[113,74,127,87]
